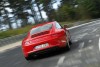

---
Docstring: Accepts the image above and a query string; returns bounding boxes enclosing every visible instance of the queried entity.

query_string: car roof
[32,22,55,28]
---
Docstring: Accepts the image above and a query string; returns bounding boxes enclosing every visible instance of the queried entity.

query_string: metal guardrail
[0,34,27,47]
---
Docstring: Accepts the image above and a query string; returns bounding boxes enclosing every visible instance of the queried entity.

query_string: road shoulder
[0,41,21,53]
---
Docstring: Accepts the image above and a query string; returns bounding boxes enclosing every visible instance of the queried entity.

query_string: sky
[42,0,61,18]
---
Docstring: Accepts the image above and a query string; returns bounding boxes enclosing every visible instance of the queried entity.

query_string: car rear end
[22,22,67,58]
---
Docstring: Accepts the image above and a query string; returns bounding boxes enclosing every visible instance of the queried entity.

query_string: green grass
[59,21,75,27]
[0,25,33,39]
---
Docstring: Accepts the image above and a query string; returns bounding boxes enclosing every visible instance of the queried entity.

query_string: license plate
[35,43,49,49]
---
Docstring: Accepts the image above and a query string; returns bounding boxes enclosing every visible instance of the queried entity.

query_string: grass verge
[59,21,75,27]
[0,25,33,39]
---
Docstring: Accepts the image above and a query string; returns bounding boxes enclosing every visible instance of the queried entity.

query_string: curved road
[1,20,100,67]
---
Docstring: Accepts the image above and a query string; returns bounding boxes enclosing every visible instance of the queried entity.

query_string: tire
[69,40,72,45]
[25,56,32,61]
[65,41,71,51]
[66,30,72,45]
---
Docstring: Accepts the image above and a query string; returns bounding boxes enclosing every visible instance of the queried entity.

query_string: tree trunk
[30,2,39,24]
[36,3,44,22]
[4,9,12,29]
[7,20,12,29]
[13,9,19,28]
[15,18,19,28]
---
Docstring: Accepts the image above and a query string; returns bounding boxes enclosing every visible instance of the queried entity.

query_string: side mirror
[63,25,68,31]
[63,25,68,29]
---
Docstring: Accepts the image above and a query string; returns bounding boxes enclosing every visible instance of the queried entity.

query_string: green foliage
[55,0,100,21]
[39,0,56,21]
[76,0,100,19]
[55,4,76,22]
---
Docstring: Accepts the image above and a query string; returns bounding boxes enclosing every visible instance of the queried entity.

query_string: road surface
[0,20,100,67]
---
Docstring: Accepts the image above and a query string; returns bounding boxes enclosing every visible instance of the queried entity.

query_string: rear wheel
[66,42,71,51]
[69,40,72,45]
[66,30,72,45]
[25,56,32,61]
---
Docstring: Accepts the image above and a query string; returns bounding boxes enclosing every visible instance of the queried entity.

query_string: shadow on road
[29,48,69,61]
[27,42,80,61]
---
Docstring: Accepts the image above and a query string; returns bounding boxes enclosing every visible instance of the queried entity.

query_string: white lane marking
[68,20,96,30]
[79,33,87,37]
[79,42,85,49]
[57,56,65,66]
[92,28,98,32]
[76,33,88,40]
[88,21,100,27]
[99,37,100,51]
[72,33,87,43]
[96,34,99,37]
[89,40,92,43]
[79,46,93,52]
[73,39,78,42]
[82,29,89,32]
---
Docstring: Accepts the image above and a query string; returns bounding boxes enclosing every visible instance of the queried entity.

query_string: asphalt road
[1,20,100,67]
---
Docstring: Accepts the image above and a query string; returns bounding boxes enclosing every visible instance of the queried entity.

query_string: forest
[0,0,100,29]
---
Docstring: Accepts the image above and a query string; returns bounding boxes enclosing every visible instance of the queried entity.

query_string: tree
[39,0,57,21]
[34,0,44,22]
[8,0,29,26]
[76,0,100,19]
[55,4,76,21]
[0,0,13,29]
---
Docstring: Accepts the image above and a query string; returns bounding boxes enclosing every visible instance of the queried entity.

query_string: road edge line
[68,20,96,30]
[99,37,100,51]
[0,41,21,53]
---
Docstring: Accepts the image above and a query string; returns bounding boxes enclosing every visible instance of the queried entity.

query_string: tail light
[24,41,32,46]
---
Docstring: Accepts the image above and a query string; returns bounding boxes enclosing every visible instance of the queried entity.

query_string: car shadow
[30,48,69,61]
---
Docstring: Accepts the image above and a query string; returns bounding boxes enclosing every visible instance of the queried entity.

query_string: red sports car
[22,21,72,60]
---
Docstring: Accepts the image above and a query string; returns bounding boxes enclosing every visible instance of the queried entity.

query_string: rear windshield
[30,23,52,35]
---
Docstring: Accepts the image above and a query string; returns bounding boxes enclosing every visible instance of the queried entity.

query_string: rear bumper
[23,44,66,57]
[28,46,59,57]
[22,35,67,57]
